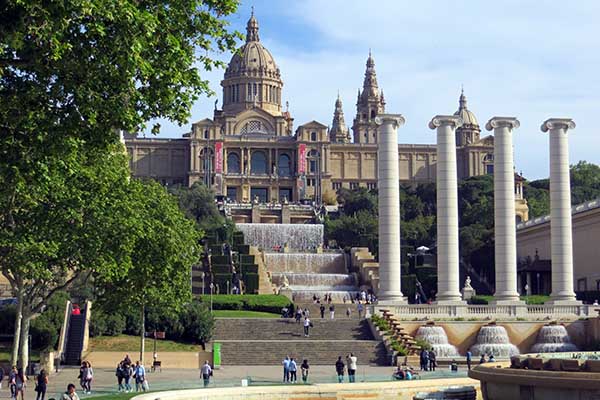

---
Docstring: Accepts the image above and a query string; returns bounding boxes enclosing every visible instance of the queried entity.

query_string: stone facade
[124,13,525,221]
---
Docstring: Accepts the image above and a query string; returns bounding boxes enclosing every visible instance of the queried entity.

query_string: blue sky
[149,1,600,180]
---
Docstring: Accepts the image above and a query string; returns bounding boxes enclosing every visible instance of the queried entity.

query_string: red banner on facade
[298,143,307,174]
[214,141,223,173]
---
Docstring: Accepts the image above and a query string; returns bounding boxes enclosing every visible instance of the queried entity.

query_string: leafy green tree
[170,182,234,242]
[93,179,200,363]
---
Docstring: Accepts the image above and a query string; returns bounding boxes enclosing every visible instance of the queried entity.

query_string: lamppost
[210,283,214,313]
[200,272,205,295]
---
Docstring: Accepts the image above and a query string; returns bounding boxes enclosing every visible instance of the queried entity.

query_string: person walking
[9,366,17,400]
[0,366,4,390]
[295,307,302,323]
[200,361,212,388]
[123,362,133,392]
[303,317,312,337]
[301,359,310,384]
[61,384,80,400]
[282,356,290,383]
[304,308,310,318]
[329,304,335,319]
[14,368,25,400]
[346,307,351,318]
[84,362,93,394]
[419,349,429,371]
[357,302,364,319]
[320,304,325,319]
[428,350,437,372]
[289,358,297,383]
[134,361,147,392]
[116,363,124,392]
[466,350,472,370]
[335,356,345,383]
[35,370,48,400]
[346,353,357,383]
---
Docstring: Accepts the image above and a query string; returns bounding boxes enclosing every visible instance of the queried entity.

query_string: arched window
[370,109,376,119]
[227,153,241,174]
[278,154,292,176]
[307,149,319,174]
[251,151,267,175]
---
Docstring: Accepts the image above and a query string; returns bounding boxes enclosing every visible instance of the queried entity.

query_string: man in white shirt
[347,353,357,382]
[200,361,212,387]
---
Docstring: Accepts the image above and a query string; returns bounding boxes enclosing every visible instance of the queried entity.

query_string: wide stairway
[213,318,387,365]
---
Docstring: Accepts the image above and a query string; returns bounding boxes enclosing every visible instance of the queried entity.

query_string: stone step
[213,318,374,341]
[292,302,367,318]
[217,340,388,365]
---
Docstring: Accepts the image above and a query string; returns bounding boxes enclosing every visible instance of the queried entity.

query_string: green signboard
[213,342,221,368]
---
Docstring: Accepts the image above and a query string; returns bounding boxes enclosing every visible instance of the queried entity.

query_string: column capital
[428,115,463,130]
[374,114,406,129]
[541,118,576,133]
[485,116,520,131]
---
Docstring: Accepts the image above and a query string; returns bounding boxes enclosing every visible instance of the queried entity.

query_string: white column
[486,117,522,304]
[375,114,407,304]
[429,116,464,304]
[541,118,579,304]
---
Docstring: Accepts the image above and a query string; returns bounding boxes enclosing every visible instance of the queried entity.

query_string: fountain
[237,223,323,250]
[415,323,460,358]
[470,323,519,358]
[264,253,345,274]
[271,272,358,302]
[530,323,579,353]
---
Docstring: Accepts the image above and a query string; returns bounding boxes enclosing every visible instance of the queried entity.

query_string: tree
[0,146,140,367]
[170,182,233,242]
[93,179,200,363]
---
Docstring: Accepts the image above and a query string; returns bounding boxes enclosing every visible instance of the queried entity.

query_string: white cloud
[151,1,600,179]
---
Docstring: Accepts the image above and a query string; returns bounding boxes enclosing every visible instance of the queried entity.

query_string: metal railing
[374,304,590,319]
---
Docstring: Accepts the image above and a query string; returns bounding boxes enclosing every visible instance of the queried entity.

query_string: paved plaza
[0,365,469,400]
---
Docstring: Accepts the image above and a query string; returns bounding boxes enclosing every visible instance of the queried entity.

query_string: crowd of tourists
[280,353,358,384]
[0,365,79,400]
[114,354,149,392]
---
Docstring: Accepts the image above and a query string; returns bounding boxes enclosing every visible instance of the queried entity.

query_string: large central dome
[221,12,283,115]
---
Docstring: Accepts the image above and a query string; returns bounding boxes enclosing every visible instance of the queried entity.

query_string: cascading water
[238,223,323,250]
[470,324,519,358]
[271,272,358,302]
[264,253,346,274]
[415,325,459,357]
[530,324,579,353]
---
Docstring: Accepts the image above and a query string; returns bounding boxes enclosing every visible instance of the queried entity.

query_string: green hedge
[212,264,231,274]
[244,273,259,294]
[232,232,245,246]
[209,245,223,255]
[198,295,292,314]
[211,255,230,265]
[212,273,232,292]
[234,244,250,254]
[241,264,258,274]
[240,255,255,264]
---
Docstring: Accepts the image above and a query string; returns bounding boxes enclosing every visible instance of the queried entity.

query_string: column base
[377,296,408,306]
[435,298,466,306]
[546,297,582,306]
[490,299,525,306]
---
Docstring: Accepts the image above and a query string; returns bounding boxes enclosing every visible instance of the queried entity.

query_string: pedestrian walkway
[0,366,469,400]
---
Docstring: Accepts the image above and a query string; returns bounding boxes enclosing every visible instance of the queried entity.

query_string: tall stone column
[486,117,522,304]
[429,116,464,304]
[541,118,579,304]
[375,114,407,304]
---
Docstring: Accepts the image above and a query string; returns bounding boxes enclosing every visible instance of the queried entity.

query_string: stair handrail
[57,300,73,364]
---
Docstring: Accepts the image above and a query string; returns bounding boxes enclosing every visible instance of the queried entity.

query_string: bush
[415,338,432,351]
[468,295,490,305]
[180,302,214,346]
[30,318,58,351]
[90,309,126,337]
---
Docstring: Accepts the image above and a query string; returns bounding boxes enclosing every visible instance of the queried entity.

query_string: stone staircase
[213,318,388,365]
[292,302,365,319]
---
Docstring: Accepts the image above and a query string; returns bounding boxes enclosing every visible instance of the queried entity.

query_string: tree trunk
[11,288,23,367]
[139,304,145,364]
[19,315,30,372]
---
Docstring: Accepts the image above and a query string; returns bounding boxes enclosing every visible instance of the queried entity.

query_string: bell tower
[352,51,385,143]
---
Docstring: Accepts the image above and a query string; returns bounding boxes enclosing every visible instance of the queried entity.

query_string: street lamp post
[210,283,214,313]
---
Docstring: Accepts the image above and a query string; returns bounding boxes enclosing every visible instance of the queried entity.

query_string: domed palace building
[124,12,529,223]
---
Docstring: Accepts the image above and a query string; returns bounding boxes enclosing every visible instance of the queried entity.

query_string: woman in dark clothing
[301,359,310,383]
[335,356,345,383]
[36,370,48,400]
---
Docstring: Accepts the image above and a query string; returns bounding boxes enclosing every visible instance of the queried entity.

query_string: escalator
[62,304,87,365]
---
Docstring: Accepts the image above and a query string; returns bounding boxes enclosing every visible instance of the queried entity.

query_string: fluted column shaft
[486,117,521,303]
[429,116,463,303]
[375,114,407,303]
[541,118,578,304]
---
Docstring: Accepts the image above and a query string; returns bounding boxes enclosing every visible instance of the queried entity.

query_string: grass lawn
[0,347,40,364]
[212,310,280,318]
[89,335,200,352]
[472,295,550,305]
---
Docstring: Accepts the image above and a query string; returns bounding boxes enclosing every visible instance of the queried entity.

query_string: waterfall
[264,253,346,274]
[470,325,519,358]
[530,325,579,353]
[415,325,459,357]
[238,223,323,250]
